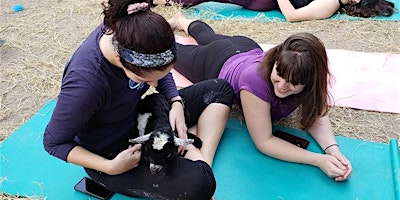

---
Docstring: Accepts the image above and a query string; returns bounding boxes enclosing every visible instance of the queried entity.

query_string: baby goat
[129,93,202,174]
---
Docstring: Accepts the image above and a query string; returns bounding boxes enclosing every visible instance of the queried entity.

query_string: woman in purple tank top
[153,0,394,22]
[170,12,352,181]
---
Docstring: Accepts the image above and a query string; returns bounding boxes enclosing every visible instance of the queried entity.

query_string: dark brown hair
[340,0,394,18]
[101,0,176,76]
[258,32,331,130]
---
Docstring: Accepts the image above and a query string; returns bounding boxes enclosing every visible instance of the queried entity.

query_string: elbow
[43,141,73,162]
[43,127,59,157]
[283,12,322,22]
[285,16,296,22]
[282,12,297,22]
[43,131,73,161]
[254,143,265,153]
[253,136,273,153]
[43,132,53,155]
[43,137,58,158]
[284,14,301,22]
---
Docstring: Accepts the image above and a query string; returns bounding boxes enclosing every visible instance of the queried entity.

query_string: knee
[189,162,216,200]
[172,159,216,200]
[209,78,234,108]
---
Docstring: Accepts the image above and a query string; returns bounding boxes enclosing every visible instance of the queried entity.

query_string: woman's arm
[44,71,143,175]
[277,0,339,22]
[157,73,187,138]
[307,115,337,150]
[67,145,142,175]
[157,72,180,100]
[240,90,349,180]
[308,115,353,181]
[241,90,321,164]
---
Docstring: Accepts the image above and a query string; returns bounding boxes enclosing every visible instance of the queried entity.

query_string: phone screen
[74,177,114,200]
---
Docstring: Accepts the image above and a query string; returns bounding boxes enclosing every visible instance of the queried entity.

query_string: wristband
[323,144,338,153]
[170,96,184,108]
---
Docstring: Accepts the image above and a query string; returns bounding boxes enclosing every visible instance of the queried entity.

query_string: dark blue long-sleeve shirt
[43,24,179,161]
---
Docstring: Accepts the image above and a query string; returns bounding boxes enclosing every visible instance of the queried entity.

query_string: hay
[0,0,399,199]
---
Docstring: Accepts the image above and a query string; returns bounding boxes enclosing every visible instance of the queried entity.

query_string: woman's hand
[307,116,352,181]
[169,102,187,138]
[315,152,352,181]
[325,147,352,181]
[169,102,187,153]
[107,144,142,175]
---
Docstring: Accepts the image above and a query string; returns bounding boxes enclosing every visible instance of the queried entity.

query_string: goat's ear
[174,137,194,146]
[129,133,152,143]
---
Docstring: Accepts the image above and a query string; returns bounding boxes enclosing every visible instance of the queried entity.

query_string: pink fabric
[325,49,400,114]
[127,2,149,14]
[174,36,400,114]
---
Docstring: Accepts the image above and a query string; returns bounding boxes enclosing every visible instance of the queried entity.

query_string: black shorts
[179,78,234,127]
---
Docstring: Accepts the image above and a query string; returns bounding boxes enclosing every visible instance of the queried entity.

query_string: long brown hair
[340,0,394,18]
[101,0,176,76]
[258,32,331,130]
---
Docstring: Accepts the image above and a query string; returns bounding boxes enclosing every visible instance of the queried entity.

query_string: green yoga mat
[1,100,399,199]
[184,1,400,22]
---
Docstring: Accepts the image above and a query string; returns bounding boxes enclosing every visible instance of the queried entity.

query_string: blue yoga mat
[1,100,399,199]
[184,1,400,22]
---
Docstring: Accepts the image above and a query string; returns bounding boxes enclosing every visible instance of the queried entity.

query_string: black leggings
[173,0,279,10]
[175,21,261,83]
[173,0,310,10]
[86,79,234,200]
[86,159,214,200]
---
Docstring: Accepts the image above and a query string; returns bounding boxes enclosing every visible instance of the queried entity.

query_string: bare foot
[168,12,185,31]
[153,0,166,5]
[168,12,194,34]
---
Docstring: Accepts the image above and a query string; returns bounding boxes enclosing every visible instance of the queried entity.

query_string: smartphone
[273,130,309,149]
[74,177,114,200]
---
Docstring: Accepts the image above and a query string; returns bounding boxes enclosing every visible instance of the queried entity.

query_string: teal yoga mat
[184,1,400,21]
[1,100,399,199]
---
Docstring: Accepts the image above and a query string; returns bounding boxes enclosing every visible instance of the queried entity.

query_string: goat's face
[129,131,194,174]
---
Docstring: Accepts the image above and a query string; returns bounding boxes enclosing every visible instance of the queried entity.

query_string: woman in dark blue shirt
[43,1,233,199]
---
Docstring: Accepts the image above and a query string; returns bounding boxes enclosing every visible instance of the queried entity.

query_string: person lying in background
[168,12,353,181]
[153,0,395,22]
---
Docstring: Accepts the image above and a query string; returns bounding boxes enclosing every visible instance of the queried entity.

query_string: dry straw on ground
[1,0,399,199]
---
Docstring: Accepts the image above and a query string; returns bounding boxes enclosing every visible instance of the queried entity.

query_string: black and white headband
[112,36,176,68]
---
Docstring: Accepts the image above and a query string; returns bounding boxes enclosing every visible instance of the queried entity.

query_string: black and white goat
[129,93,202,174]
